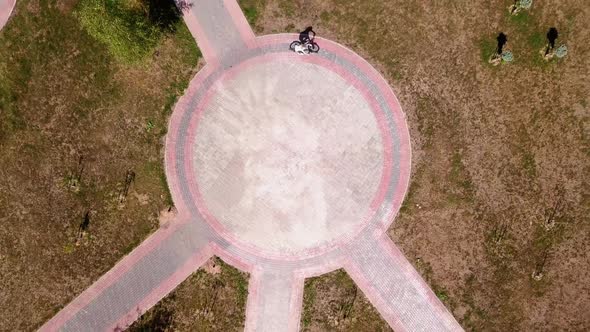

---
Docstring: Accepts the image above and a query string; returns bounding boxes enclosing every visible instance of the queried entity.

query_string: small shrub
[555,45,568,58]
[519,0,532,10]
[510,0,533,16]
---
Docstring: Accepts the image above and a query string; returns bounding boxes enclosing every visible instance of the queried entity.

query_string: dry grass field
[0,0,588,331]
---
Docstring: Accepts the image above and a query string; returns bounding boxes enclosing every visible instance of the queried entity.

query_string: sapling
[510,0,533,15]
[555,45,568,58]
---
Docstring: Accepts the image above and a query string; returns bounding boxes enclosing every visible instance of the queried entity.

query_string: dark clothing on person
[299,27,315,43]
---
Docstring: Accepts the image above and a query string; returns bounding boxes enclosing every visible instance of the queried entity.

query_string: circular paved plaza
[166,35,409,261]
[41,2,462,330]
[191,57,387,255]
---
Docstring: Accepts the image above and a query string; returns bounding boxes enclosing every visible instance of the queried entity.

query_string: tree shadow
[496,32,507,54]
[143,0,193,32]
[546,27,558,54]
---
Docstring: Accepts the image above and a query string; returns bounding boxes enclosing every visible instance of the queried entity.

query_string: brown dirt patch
[127,257,249,331]
[301,269,391,331]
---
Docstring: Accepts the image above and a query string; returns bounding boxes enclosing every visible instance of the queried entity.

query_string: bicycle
[290,30,320,55]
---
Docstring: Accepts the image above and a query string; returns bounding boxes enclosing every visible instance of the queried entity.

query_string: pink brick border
[243,269,305,332]
[243,267,263,332]
[222,0,256,48]
[287,275,305,332]
[179,6,219,67]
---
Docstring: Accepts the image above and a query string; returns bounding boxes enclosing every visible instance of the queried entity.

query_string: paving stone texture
[40,1,464,331]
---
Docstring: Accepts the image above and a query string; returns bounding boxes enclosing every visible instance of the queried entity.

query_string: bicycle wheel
[308,42,320,53]
[290,41,301,51]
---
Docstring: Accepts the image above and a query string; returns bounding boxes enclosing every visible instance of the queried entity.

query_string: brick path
[40,1,463,331]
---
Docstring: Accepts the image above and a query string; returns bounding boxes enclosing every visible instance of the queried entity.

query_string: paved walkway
[41,1,463,331]
[0,0,16,31]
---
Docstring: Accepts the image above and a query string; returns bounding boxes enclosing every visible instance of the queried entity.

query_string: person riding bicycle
[290,27,320,54]
[299,26,316,45]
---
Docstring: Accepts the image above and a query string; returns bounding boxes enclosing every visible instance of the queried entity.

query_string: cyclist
[290,27,320,54]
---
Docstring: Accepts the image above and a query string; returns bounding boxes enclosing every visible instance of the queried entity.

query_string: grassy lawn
[0,0,200,329]
[1,0,588,331]
[301,269,392,331]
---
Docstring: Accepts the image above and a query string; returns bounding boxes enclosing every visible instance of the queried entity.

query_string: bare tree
[532,248,549,281]
[119,170,136,203]
[68,155,85,192]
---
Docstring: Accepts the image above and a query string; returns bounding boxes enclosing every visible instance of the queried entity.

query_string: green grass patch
[528,31,545,50]
[76,0,160,63]
[142,161,174,206]
[242,4,259,26]
[0,1,114,141]
[239,0,266,28]
[301,279,317,328]
[435,288,449,302]
[76,0,184,64]
[218,259,249,308]
[478,37,497,65]
[508,11,533,32]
